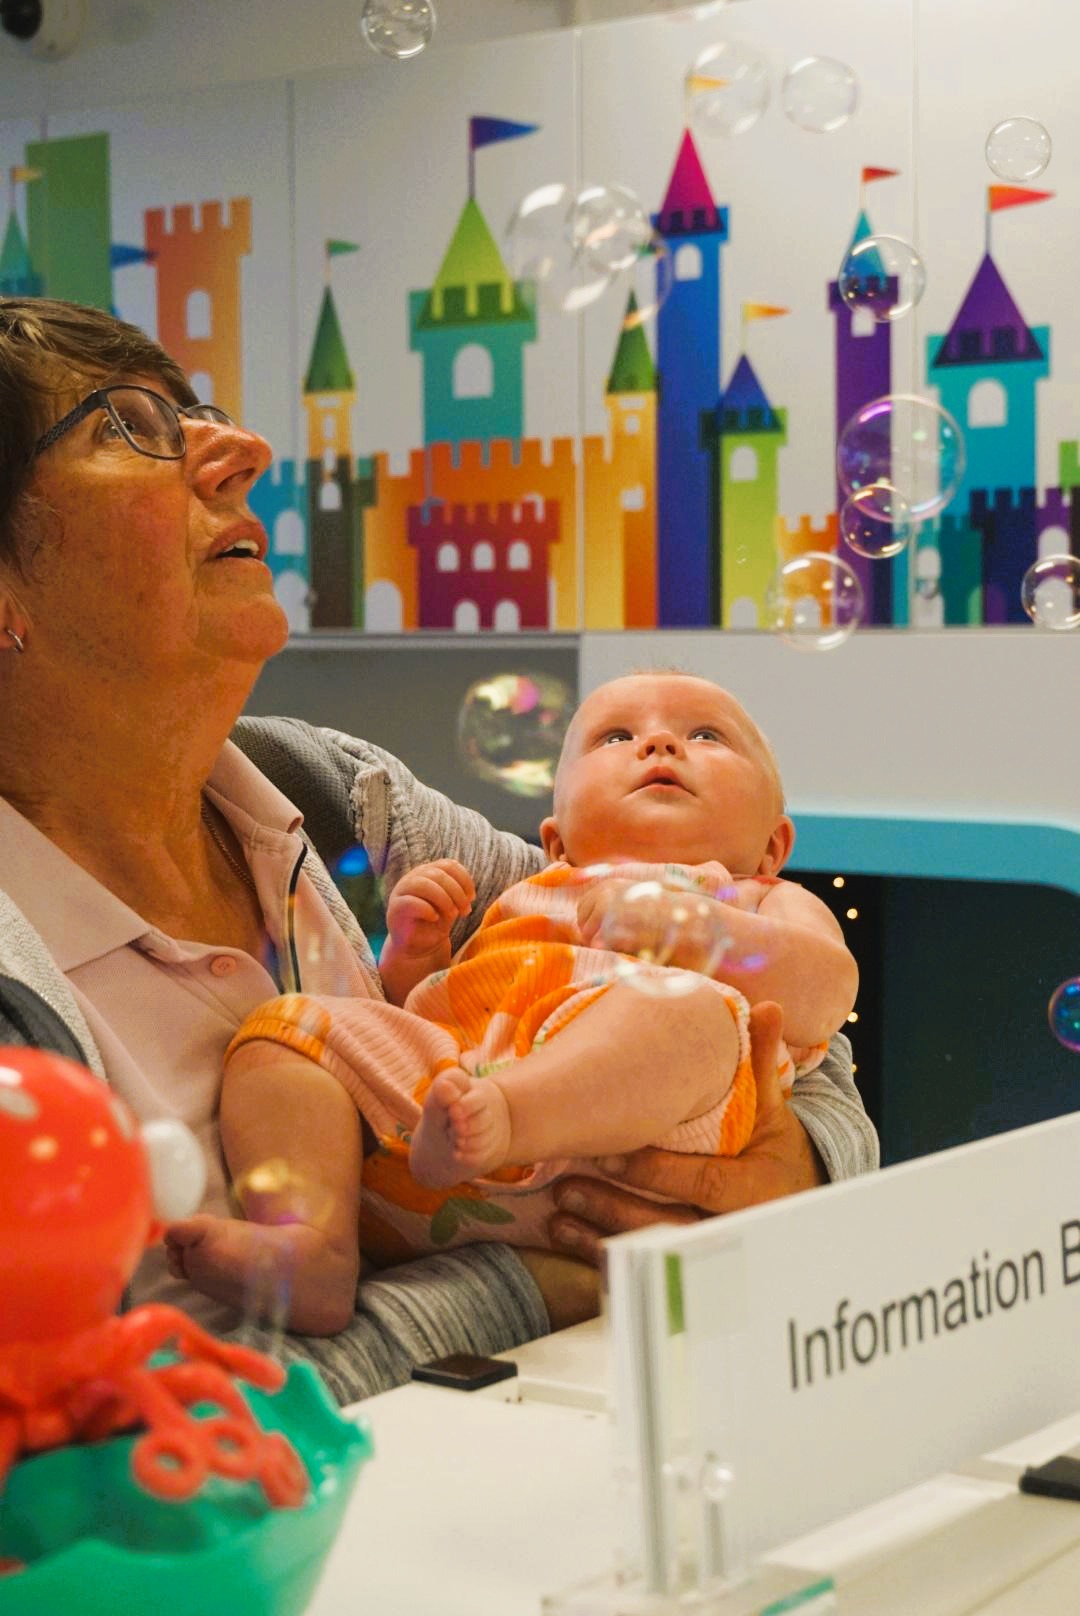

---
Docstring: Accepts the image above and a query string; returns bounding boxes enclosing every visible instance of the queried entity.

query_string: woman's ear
[757,815,795,877]
[539,816,566,863]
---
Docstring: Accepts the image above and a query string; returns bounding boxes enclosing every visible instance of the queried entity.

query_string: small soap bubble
[597,877,731,998]
[686,40,770,139]
[235,1159,335,1353]
[458,671,575,798]
[506,183,612,316]
[986,117,1052,182]
[360,0,435,59]
[838,235,926,324]
[782,56,858,133]
[567,183,652,277]
[235,1158,335,1230]
[701,1456,735,1504]
[840,484,915,560]
[838,394,965,522]
[1020,555,1080,631]
[764,552,864,652]
[1049,979,1080,1052]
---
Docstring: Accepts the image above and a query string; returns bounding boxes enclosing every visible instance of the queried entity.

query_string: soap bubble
[567,183,652,277]
[458,671,575,797]
[506,183,613,316]
[840,484,916,560]
[838,235,926,324]
[1049,979,1080,1052]
[621,232,674,329]
[782,56,858,133]
[597,876,732,999]
[986,117,1052,182]
[235,1159,335,1349]
[838,394,965,522]
[686,40,770,139]
[360,0,436,59]
[1021,555,1080,630]
[764,552,864,652]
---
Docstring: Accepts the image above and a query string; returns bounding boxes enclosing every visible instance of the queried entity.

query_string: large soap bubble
[782,56,858,133]
[686,40,770,139]
[458,671,575,798]
[764,552,864,652]
[840,484,916,560]
[360,0,436,59]
[838,394,965,522]
[567,183,653,277]
[1021,555,1080,631]
[837,235,926,324]
[597,875,732,999]
[985,117,1052,182]
[506,183,613,316]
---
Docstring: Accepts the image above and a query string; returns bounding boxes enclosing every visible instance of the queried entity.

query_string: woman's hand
[547,1002,826,1264]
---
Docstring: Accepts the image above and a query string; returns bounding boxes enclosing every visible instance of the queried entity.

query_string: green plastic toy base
[0,1363,372,1616]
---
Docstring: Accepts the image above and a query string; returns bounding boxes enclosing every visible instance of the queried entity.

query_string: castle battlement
[776,513,838,546]
[969,486,1056,523]
[145,198,252,252]
[828,274,898,313]
[407,500,559,548]
[427,436,577,479]
[258,458,307,497]
[935,513,977,542]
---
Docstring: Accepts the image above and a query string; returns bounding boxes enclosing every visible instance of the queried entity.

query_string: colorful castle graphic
[3,120,1075,634]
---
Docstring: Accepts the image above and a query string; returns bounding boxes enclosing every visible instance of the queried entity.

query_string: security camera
[0,0,87,60]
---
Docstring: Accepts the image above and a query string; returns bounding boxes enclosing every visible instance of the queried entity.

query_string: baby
[167,674,857,1333]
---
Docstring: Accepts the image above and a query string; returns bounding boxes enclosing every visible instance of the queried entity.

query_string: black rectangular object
[411,1353,519,1391]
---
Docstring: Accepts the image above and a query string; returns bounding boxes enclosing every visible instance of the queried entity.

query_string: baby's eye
[599,729,632,746]
[689,727,724,743]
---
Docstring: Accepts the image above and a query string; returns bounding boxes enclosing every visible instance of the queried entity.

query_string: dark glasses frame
[32,384,234,462]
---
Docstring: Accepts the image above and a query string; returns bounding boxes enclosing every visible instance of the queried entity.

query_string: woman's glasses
[32,385,235,462]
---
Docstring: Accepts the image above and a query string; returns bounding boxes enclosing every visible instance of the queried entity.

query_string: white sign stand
[546,1110,1080,1613]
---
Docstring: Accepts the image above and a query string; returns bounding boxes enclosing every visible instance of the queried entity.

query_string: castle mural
[2,8,1076,638]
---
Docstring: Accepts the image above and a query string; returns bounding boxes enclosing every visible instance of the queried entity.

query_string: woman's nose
[637,729,682,758]
[185,417,273,496]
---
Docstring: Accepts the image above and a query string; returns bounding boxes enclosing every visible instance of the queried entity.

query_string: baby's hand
[386,860,475,956]
[576,878,634,948]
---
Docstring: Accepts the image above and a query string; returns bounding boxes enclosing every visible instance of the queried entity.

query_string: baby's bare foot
[409,1070,513,1188]
[165,1213,358,1337]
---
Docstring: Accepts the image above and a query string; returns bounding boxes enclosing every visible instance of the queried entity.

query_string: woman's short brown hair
[0,297,194,574]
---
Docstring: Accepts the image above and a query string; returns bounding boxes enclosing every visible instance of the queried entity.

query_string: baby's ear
[539,816,566,862]
[758,815,795,877]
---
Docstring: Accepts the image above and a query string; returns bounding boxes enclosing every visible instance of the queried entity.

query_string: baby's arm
[722,880,858,1048]
[379,858,476,1006]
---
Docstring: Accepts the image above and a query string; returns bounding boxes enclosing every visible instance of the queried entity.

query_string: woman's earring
[4,628,25,653]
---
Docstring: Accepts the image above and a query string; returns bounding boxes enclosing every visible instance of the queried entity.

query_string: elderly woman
[0,298,877,1401]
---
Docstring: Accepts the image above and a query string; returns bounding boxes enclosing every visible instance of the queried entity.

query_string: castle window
[437,542,459,572]
[992,325,1018,358]
[620,486,646,511]
[493,599,520,631]
[730,446,759,483]
[472,541,495,571]
[508,540,531,571]
[968,378,1007,429]
[1039,524,1069,559]
[454,599,480,632]
[958,330,982,360]
[189,370,214,405]
[319,479,342,512]
[274,509,305,557]
[366,580,403,633]
[851,306,876,338]
[323,446,338,473]
[675,243,702,282]
[323,412,337,443]
[273,570,310,635]
[186,290,212,341]
[726,596,758,629]
[453,343,494,400]
[623,414,641,435]
[522,493,545,516]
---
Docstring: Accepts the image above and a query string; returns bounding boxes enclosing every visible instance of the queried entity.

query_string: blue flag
[469,116,539,151]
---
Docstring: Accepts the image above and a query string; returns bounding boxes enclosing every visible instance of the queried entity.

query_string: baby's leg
[166,1040,362,1337]
[409,977,740,1187]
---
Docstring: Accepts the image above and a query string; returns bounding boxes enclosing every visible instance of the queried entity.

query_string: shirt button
[210,956,238,978]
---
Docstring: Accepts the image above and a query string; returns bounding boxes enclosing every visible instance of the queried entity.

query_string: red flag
[988,185,1054,212]
[862,166,899,184]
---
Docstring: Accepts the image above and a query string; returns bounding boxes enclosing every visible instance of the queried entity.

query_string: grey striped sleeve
[231,1243,550,1405]
[787,1032,880,1181]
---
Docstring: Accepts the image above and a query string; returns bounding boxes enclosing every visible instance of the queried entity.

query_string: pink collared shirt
[0,742,376,1332]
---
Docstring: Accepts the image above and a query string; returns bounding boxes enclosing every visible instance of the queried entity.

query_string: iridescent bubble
[597,876,731,999]
[567,183,652,277]
[1021,555,1080,631]
[838,235,926,324]
[686,40,770,139]
[1049,978,1080,1052]
[764,552,864,652]
[838,394,965,522]
[986,117,1052,183]
[620,232,674,330]
[782,56,858,133]
[235,1159,335,1350]
[458,671,575,798]
[840,484,915,560]
[360,0,436,59]
[506,183,612,316]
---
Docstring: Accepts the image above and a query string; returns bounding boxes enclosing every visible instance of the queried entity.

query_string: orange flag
[742,303,789,321]
[988,185,1054,212]
[862,166,899,184]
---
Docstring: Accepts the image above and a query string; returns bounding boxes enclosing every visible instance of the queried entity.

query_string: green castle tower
[707,353,787,627]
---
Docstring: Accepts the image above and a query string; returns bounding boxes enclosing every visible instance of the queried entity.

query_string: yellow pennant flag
[10,166,43,183]
[687,73,730,94]
[742,303,790,321]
